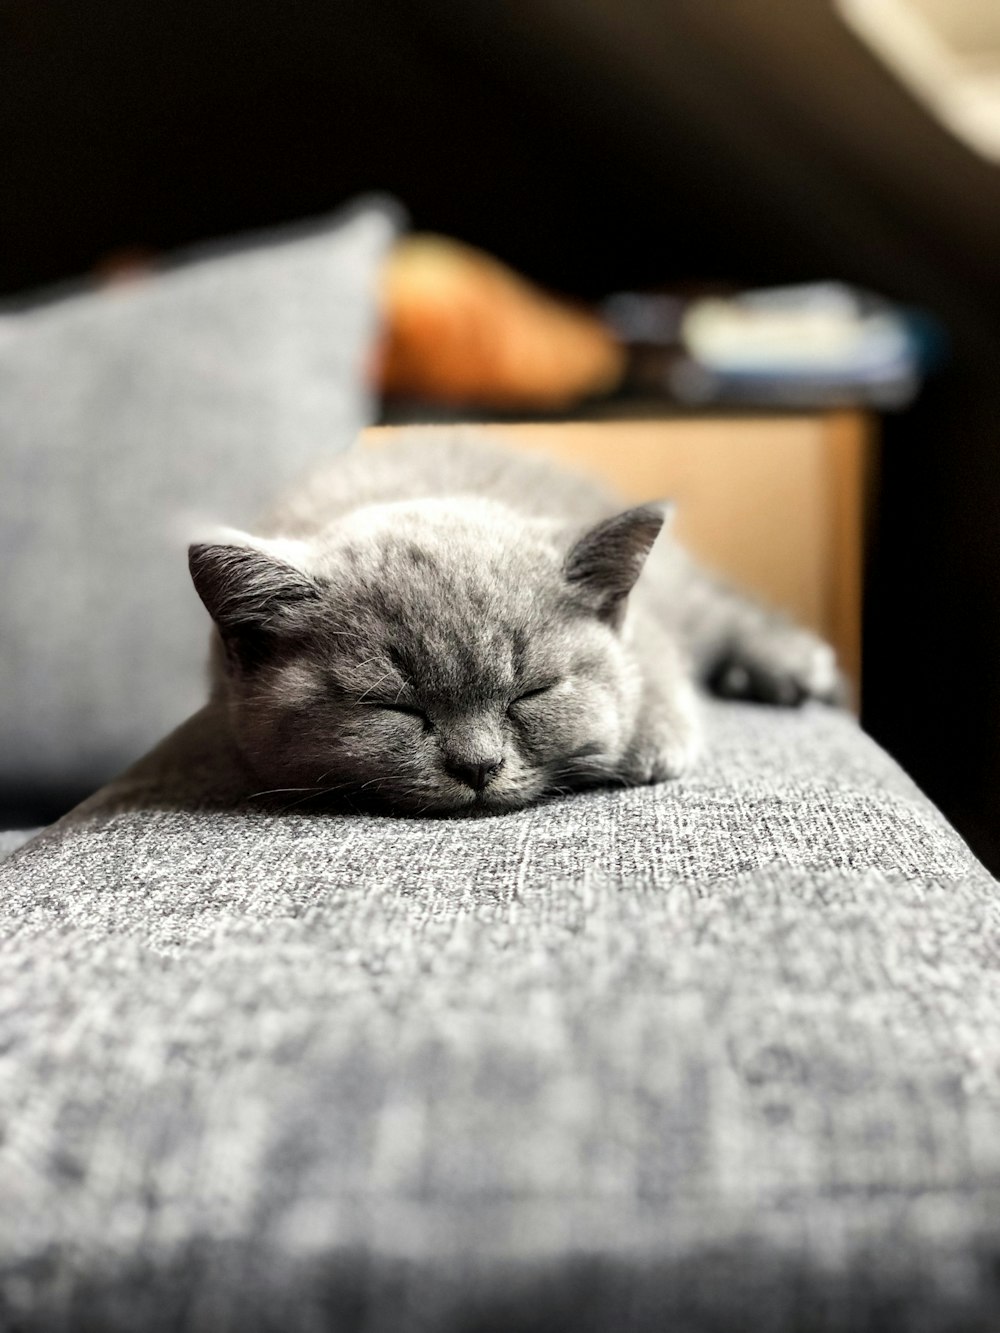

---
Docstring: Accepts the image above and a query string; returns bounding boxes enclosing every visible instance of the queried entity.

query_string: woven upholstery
[0,700,996,1331]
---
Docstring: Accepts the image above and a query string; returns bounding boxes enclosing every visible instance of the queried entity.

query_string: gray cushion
[1,700,997,1330]
[0,829,40,861]
[0,198,399,794]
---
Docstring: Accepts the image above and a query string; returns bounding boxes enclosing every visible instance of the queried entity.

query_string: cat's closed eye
[370,701,431,727]
[509,681,560,712]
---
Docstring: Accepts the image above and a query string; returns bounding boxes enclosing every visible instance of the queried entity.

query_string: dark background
[3,0,998,867]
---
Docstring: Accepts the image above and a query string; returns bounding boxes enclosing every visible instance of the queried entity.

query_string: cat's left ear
[188,532,321,669]
[564,502,673,626]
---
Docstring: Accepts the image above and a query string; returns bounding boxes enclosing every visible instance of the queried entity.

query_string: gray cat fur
[188,430,840,815]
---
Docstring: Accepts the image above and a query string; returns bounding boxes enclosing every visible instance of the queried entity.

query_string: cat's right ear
[188,535,321,669]
[564,502,672,627]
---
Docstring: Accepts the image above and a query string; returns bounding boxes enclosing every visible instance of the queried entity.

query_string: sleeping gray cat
[188,431,841,815]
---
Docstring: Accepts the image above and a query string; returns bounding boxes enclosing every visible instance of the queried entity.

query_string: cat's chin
[245,781,542,819]
[380,784,546,819]
[416,792,537,819]
[274,784,538,820]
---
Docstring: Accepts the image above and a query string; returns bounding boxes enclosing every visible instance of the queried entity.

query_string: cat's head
[188,497,666,815]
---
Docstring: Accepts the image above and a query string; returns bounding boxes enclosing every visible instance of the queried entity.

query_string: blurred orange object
[376,235,625,409]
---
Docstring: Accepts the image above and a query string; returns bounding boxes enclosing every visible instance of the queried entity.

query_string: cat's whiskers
[350,656,383,672]
[274,781,358,813]
[266,768,432,813]
[391,678,413,705]
[353,670,399,705]
[246,785,324,800]
[411,797,449,817]
[357,767,430,794]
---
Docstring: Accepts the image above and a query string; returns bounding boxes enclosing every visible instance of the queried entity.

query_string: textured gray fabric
[0,199,398,792]
[0,829,40,861]
[0,700,997,1331]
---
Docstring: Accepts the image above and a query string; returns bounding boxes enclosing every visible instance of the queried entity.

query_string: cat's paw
[710,625,844,707]
[621,704,704,785]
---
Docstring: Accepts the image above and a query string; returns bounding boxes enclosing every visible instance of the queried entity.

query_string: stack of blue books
[602,282,941,409]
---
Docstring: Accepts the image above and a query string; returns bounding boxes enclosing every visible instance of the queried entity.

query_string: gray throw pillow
[0,197,399,795]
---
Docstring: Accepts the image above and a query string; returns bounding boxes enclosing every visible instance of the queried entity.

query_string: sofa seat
[0,701,997,1331]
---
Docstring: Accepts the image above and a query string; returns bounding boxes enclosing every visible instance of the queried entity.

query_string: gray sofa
[2,695,998,1331]
[3,195,999,1331]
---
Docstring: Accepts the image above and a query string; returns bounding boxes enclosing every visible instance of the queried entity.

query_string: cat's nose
[445,753,505,792]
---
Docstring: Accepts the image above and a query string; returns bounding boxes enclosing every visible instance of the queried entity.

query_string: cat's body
[189,431,840,815]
